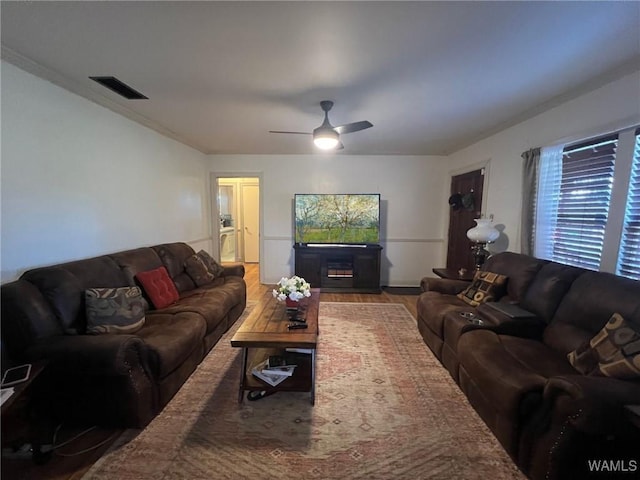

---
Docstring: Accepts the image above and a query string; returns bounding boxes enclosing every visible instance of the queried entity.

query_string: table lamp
[466,218,499,269]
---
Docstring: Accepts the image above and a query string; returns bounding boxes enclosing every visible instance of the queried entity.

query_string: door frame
[445,159,492,264]
[210,172,264,283]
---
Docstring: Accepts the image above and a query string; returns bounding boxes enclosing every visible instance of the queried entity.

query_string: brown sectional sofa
[1,242,246,429]
[417,252,640,480]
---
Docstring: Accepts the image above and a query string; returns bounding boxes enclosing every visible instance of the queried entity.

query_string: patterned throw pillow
[568,313,640,380]
[456,270,508,307]
[136,266,180,309]
[566,342,598,375]
[85,287,145,334]
[184,254,215,287]
[196,249,225,278]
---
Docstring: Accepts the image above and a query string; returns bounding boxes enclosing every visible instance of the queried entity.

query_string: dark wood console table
[294,244,382,293]
[432,268,475,281]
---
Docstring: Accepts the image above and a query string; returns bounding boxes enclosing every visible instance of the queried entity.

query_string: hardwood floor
[1,263,420,480]
[246,263,419,318]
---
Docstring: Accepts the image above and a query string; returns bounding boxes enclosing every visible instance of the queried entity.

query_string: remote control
[288,323,308,329]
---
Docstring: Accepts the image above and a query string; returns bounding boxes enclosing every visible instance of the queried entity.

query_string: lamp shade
[467,219,499,243]
[313,127,339,150]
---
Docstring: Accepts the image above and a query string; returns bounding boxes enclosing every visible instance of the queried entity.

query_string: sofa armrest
[475,303,546,339]
[25,334,149,377]
[420,277,470,295]
[222,263,245,278]
[520,375,640,479]
[543,375,640,435]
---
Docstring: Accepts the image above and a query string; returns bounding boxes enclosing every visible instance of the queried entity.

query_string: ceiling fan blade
[337,141,344,150]
[269,130,312,135]
[334,121,373,135]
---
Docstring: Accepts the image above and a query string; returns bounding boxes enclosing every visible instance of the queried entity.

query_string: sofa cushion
[44,255,127,288]
[568,313,640,379]
[520,262,584,323]
[136,267,180,309]
[197,250,225,278]
[161,277,245,335]
[459,331,577,400]
[483,252,546,302]
[184,255,215,287]
[1,280,63,356]
[109,247,164,287]
[20,267,84,334]
[136,312,206,379]
[457,271,507,307]
[417,291,471,338]
[457,330,553,454]
[85,287,146,334]
[544,271,640,355]
[152,243,198,293]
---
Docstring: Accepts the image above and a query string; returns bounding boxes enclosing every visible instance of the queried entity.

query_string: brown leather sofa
[1,242,246,428]
[417,252,640,480]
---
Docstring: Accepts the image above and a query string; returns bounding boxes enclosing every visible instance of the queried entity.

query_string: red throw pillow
[136,266,179,309]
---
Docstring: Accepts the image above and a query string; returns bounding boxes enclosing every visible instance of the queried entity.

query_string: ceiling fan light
[313,129,339,150]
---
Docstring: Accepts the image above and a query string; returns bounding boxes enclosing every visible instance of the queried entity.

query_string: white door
[241,183,260,263]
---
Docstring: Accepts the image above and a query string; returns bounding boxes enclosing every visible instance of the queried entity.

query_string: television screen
[294,194,380,245]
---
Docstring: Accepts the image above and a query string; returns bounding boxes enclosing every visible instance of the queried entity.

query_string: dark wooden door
[446,169,484,271]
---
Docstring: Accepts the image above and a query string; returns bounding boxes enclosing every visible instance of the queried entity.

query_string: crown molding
[1,46,210,154]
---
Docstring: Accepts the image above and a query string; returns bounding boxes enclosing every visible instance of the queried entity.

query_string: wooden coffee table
[230,288,320,404]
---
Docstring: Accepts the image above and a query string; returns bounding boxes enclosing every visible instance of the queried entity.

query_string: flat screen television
[294,194,380,245]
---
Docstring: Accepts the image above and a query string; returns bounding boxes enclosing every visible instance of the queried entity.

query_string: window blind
[550,135,618,270]
[616,131,640,279]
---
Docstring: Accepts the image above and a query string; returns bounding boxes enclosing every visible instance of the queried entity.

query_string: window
[534,127,639,278]
[616,131,640,279]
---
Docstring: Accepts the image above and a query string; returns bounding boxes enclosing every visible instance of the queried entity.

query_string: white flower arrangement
[272,275,311,302]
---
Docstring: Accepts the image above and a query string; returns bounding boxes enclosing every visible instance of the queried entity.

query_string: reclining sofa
[1,242,246,428]
[417,252,640,480]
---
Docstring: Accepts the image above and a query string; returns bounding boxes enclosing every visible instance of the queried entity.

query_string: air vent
[89,76,148,100]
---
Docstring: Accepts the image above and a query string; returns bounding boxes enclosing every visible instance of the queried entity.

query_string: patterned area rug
[82,303,525,480]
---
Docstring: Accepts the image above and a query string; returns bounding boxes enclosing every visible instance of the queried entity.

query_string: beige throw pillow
[567,313,640,380]
[456,270,508,307]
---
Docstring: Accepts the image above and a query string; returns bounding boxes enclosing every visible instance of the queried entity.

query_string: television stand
[294,244,382,293]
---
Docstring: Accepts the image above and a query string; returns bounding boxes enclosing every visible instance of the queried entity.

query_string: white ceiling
[2,1,639,155]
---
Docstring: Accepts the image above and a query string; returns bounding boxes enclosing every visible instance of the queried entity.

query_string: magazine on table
[262,365,296,377]
[251,359,290,386]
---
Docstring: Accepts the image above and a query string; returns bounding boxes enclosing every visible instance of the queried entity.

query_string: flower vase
[285,298,299,310]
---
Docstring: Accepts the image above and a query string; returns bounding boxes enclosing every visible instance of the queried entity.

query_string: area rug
[82,302,525,480]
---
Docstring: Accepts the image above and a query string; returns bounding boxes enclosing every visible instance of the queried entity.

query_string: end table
[432,268,475,281]
[1,361,50,464]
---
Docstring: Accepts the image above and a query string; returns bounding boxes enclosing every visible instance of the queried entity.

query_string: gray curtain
[521,148,541,256]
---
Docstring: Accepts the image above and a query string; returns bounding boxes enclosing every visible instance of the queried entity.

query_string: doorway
[446,169,484,271]
[241,183,260,263]
[215,177,260,264]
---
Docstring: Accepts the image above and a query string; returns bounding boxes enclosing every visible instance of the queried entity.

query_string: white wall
[447,70,640,254]
[4,59,635,286]
[1,61,212,282]
[210,154,449,285]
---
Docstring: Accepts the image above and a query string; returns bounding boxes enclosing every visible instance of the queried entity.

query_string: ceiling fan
[269,100,373,150]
